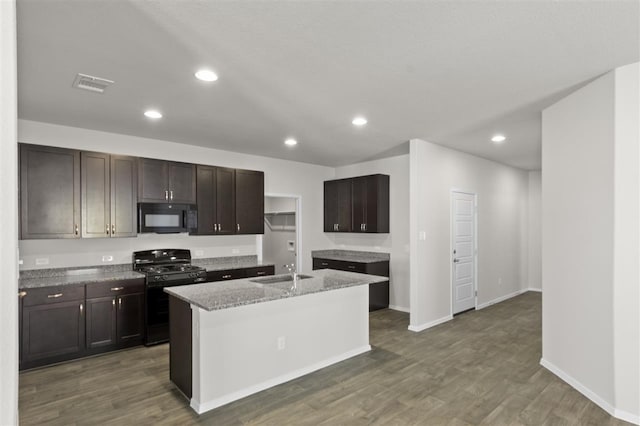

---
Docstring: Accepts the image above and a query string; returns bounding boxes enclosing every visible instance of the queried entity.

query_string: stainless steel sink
[249,274,313,284]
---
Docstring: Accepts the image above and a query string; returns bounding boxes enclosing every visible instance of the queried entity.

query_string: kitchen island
[165,269,388,414]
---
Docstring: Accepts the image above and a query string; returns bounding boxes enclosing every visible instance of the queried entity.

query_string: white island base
[172,284,370,414]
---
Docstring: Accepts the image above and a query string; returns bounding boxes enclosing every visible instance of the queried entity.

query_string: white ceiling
[16,1,639,170]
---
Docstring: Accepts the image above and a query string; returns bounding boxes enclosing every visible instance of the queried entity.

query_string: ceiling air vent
[72,73,114,94]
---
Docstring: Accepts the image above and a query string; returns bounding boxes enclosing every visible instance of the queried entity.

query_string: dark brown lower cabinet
[86,280,144,353]
[21,285,86,370]
[312,257,389,311]
[20,279,144,370]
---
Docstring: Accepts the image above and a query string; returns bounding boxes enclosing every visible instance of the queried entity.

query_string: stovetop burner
[138,264,205,275]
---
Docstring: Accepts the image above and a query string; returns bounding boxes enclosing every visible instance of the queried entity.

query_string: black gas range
[133,249,207,345]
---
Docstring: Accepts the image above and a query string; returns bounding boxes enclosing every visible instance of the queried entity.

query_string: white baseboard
[408,315,452,332]
[540,358,639,425]
[388,304,409,313]
[527,287,542,293]
[191,345,372,414]
[476,289,526,310]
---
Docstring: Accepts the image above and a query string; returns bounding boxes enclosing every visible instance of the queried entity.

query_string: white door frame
[258,193,303,273]
[450,189,478,315]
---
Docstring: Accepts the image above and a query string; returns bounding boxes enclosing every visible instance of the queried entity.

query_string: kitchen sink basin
[250,274,313,284]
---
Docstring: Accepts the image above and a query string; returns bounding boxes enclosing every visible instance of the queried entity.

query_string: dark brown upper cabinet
[351,174,390,233]
[138,158,196,204]
[235,169,264,234]
[324,179,352,232]
[194,165,236,235]
[20,144,81,239]
[324,174,389,233]
[81,152,137,238]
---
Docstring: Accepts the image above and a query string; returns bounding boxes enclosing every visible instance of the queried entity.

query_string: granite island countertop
[311,249,390,263]
[165,268,388,311]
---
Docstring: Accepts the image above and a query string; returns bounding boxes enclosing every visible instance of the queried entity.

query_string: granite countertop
[19,265,144,289]
[165,268,387,311]
[192,255,275,271]
[311,249,390,263]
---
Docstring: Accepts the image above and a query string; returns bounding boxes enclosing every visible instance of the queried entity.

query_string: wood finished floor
[19,292,631,425]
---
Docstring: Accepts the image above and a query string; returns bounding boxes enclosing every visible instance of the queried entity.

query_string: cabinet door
[20,144,80,239]
[117,293,144,344]
[324,179,351,232]
[216,167,236,234]
[195,165,216,235]
[351,176,367,232]
[21,300,85,364]
[168,162,196,204]
[235,169,264,234]
[81,151,110,238]
[363,174,389,233]
[138,158,169,202]
[86,296,117,349]
[111,155,138,237]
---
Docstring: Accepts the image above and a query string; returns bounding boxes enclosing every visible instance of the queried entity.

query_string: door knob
[453,258,459,263]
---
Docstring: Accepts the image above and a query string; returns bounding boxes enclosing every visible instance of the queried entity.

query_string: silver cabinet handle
[348,265,356,269]
[170,190,174,201]
[237,224,240,232]
[75,224,79,235]
[112,224,115,234]
[222,274,232,279]
[364,223,367,231]
[257,271,266,276]
[47,293,63,298]
[112,299,115,307]
[80,303,83,314]
[118,298,122,309]
[18,291,27,298]
[111,287,124,291]
[106,224,110,235]
[321,262,328,266]
[337,224,339,231]
[165,190,169,201]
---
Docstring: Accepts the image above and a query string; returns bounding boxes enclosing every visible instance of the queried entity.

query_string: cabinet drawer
[22,285,85,307]
[312,258,366,273]
[245,265,275,278]
[86,279,145,299]
[206,269,247,282]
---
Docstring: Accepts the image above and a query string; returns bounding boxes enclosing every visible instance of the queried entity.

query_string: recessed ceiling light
[144,110,162,119]
[195,69,218,82]
[284,138,298,146]
[491,134,506,143]
[352,116,367,126]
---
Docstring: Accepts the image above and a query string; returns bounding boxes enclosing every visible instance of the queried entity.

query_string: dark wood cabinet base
[169,296,192,399]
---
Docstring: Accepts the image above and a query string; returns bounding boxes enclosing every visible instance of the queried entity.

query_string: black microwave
[138,203,197,234]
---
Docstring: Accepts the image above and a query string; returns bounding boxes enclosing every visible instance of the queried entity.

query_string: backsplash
[19,233,257,270]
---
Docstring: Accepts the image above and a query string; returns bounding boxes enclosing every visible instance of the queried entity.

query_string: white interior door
[452,191,476,314]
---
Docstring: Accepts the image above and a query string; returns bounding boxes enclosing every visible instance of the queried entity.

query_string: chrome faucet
[284,263,297,289]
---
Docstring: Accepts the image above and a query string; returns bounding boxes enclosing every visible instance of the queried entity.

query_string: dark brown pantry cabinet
[85,280,144,351]
[195,165,236,235]
[235,169,264,234]
[20,144,81,239]
[138,158,196,204]
[81,152,138,238]
[324,174,389,233]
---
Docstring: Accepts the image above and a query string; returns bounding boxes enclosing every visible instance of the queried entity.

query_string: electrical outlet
[419,231,426,241]
[18,259,23,265]
[35,258,49,266]
[102,255,113,262]
[277,336,286,350]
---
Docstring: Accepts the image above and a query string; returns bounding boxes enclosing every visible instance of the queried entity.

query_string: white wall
[527,170,542,291]
[0,1,19,424]
[18,120,335,274]
[333,154,410,311]
[612,62,639,421]
[409,139,529,330]
[541,64,639,424]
